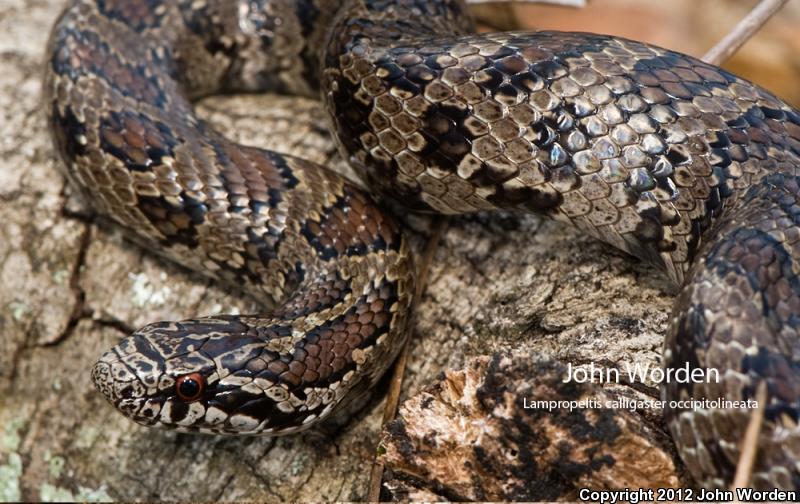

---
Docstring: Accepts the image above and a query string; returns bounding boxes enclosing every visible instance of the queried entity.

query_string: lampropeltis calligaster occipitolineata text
[44,0,800,490]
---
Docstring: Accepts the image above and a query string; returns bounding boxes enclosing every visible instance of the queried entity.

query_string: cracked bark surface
[2,0,797,501]
[379,354,681,501]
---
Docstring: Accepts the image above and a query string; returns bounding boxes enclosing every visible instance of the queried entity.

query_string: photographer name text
[563,361,718,384]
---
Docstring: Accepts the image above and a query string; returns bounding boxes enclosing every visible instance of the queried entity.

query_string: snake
[44,0,800,491]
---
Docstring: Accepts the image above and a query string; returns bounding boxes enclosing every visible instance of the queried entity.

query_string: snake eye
[175,373,204,402]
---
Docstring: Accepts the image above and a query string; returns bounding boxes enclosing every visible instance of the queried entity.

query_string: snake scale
[44,0,800,491]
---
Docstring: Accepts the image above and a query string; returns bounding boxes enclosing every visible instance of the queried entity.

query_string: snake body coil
[45,0,800,490]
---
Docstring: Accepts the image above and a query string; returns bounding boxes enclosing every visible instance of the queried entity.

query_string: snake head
[91,316,288,434]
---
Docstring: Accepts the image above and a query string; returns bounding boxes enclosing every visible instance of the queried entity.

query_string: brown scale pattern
[273,271,351,319]
[292,280,396,384]
[46,0,800,490]
[301,186,401,259]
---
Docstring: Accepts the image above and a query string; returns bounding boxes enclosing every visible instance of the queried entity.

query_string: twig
[731,381,768,496]
[366,216,450,503]
[467,0,586,6]
[702,0,789,65]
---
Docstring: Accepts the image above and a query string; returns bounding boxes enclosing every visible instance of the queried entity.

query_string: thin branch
[367,216,450,503]
[731,381,768,495]
[702,0,789,65]
[468,0,586,6]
